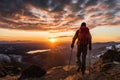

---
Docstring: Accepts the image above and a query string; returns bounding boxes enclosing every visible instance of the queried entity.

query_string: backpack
[77,26,91,45]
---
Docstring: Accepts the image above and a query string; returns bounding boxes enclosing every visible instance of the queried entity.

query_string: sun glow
[49,38,57,43]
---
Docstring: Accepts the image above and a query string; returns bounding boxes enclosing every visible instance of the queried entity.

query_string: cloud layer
[0,0,120,32]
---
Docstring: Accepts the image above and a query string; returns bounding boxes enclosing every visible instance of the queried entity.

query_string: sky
[0,0,120,43]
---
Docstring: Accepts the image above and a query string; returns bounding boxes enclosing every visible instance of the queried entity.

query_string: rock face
[88,49,120,80]
[0,66,7,77]
[18,65,46,80]
[93,50,120,72]
[41,49,120,80]
[0,65,21,78]
[0,50,120,80]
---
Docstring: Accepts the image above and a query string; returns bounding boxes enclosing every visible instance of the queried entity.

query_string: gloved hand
[89,46,92,50]
[71,44,74,48]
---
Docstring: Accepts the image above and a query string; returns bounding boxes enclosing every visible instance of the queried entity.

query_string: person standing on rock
[71,22,92,74]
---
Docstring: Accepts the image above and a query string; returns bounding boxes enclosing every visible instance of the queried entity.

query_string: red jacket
[72,26,92,45]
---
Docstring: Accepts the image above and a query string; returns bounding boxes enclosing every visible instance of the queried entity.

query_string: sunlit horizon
[0,25,120,43]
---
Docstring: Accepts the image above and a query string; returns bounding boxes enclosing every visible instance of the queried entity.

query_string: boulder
[4,66,21,76]
[93,50,120,72]
[0,65,7,77]
[18,65,46,80]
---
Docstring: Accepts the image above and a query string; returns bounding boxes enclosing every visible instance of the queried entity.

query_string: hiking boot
[81,69,85,75]
[76,66,81,72]
[76,61,81,66]
[82,72,85,75]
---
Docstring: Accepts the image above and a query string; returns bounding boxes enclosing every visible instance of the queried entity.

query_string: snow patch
[116,44,120,48]
[106,44,120,50]
[106,46,112,50]
[9,55,22,63]
[0,54,22,64]
[0,54,11,64]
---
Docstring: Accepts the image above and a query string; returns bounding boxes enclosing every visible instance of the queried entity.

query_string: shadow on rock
[18,65,46,80]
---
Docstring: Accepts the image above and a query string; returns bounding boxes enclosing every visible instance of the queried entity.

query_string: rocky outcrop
[0,50,120,80]
[18,65,46,80]
[41,50,120,80]
[93,50,120,72]
[0,65,21,78]
[0,65,7,77]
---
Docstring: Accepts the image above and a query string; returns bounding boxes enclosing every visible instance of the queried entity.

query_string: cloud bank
[0,0,120,32]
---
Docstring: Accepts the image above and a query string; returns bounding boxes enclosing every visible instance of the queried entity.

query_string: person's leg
[76,45,82,66]
[76,45,82,72]
[81,45,87,74]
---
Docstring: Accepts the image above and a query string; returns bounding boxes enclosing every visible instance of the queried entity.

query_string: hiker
[71,22,92,74]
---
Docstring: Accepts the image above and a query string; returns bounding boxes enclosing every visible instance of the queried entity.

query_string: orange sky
[0,26,120,43]
[0,0,120,43]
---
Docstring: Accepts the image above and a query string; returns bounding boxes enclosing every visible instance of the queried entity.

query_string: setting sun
[49,38,57,43]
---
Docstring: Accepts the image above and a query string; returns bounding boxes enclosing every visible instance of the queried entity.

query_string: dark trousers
[77,44,87,74]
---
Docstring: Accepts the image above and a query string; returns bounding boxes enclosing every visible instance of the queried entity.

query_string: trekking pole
[68,48,73,74]
[89,49,91,79]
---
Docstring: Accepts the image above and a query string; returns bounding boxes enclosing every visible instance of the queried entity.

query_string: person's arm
[71,30,79,48]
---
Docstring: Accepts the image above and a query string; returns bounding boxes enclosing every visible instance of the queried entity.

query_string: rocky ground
[0,49,120,80]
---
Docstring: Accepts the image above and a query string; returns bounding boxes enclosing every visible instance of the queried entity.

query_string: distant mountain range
[0,41,120,69]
